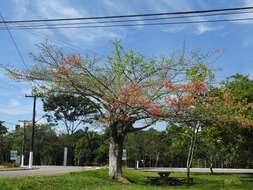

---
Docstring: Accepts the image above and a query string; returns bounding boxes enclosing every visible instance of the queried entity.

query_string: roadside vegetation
[0,169,253,190]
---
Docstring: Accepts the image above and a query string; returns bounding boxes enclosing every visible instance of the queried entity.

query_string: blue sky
[1,0,253,130]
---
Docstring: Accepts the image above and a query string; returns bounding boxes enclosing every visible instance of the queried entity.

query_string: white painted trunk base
[28,152,33,169]
[21,155,25,167]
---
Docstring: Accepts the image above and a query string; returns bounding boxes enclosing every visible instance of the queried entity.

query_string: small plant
[224,178,242,187]
[1,163,20,168]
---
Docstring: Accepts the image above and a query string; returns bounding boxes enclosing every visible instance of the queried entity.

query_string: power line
[0,13,29,69]
[1,6,253,24]
[1,17,253,30]
[0,14,41,87]
[3,10,253,29]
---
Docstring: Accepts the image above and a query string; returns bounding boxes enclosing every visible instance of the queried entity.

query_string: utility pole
[25,94,42,169]
[18,120,30,167]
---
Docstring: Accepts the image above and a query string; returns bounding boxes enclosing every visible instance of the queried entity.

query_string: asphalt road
[2,166,253,178]
[140,167,253,174]
[0,166,100,177]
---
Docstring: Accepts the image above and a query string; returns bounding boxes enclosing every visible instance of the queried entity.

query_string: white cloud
[11,0,123,47]
[147,0,193,12]
[10,0,228,43]
[215,0,253,25]
[195,24,221,35]
[0,99,32,115]
[102,0,131,13]
[146,0,222,34]
[13,0,28,16]
[243,0,253,6]
[37,0,84,18]
[21,88,31,95]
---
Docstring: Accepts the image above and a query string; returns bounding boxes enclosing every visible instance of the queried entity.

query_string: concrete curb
[0,167,39,172]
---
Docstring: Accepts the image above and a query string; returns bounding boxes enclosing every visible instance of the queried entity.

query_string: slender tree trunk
[186,134,194,184]
[155,152,160,167]
[186,122,200,184]
[210,163,214,174]
[209,159,214,175]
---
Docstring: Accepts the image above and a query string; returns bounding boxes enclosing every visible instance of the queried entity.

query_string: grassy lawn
[0,168,253,190]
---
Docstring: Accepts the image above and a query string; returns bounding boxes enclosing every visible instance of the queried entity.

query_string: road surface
[0,166,100,177]
[2,166,253,177]
[140,167,253,174]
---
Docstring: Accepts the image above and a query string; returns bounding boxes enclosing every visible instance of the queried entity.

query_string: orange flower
[66,55,80,65]
[165,97,178,105]
[163,80,174,91]
[192,81,207,91]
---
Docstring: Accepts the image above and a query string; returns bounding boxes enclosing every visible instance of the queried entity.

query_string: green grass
[0,168,253,190]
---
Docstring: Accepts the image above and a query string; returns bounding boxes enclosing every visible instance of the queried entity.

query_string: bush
[224,178,242,186]
[0,163,20,168]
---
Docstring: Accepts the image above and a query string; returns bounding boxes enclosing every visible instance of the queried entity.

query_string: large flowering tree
[6,42,252,182]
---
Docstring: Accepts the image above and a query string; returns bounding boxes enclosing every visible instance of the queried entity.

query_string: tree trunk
[155,152,160,167]
[186,134,194,184]
[186,122,200,184]
[210,162,214,175]
[108,137,126,182]
[108,120,133,183]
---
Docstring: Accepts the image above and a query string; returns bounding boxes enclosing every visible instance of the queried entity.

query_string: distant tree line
[0,123,109,166]
[1,119,253,169]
